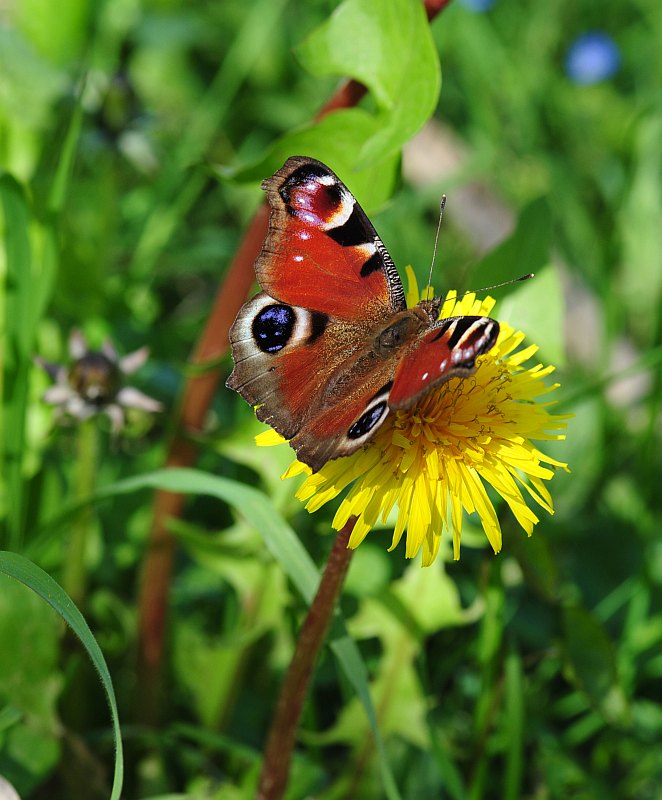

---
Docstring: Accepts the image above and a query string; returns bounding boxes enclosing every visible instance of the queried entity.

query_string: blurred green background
[1,0,661,797]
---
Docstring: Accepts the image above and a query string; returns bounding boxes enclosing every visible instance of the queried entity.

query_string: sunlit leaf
[296,0,440,163]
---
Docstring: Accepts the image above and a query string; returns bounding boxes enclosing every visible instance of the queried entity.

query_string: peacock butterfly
[227,156,499,473]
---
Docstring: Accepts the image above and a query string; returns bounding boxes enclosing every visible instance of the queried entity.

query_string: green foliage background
[1,0,661,797]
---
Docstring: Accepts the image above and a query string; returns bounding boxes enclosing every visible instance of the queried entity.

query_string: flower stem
[62,418,99,606]
[257,519,355,800]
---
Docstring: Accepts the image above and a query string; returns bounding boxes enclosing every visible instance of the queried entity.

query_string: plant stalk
[257,519,355,800]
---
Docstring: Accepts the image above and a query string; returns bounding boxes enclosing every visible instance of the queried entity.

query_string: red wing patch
[389,316,500,409]
[255,157,406,321]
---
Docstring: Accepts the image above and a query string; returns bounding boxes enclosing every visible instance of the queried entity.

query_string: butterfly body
[227,157,499,472]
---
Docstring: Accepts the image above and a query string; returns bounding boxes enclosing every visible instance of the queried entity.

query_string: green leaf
[499,266,565,367]
[314,563,478,761]
[473,197,552,290]
[0,552,124,800]
[226,0,440,210]
[296,0,440,164]
[224,109,401,213]
[471,197,564,365]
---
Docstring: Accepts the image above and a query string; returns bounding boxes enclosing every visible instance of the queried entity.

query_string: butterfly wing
[388,316,500,409]
[227,292,399,471]
[227,157,406,471]
[227,158,501,472]
[255,156,406,318]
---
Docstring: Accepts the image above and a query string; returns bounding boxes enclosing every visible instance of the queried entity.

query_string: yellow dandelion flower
[256,271,569,565]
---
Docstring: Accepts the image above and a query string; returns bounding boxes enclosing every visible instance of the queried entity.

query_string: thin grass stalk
[257,519,355,800]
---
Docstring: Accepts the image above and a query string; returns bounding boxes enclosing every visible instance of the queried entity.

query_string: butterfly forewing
[388,316,500,409]
[256,157,406,320]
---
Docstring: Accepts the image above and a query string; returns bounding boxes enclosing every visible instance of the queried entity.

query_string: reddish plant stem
[425,0,452,19]
[136,205,269,720]
[257,520,355,800]
[315,80,366,118]
[136,0,450,723]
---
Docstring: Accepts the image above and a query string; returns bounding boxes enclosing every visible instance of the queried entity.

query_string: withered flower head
[36,330,162,432]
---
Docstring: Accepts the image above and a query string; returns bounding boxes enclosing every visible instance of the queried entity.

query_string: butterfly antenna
[440,273,535,315]
[426,195,447,299]
[472,273,535,294]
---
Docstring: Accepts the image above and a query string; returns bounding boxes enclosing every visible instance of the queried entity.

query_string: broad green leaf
[223,109,401,213]
[498,266,565,367]
[296,0,440,164]
[472,197,552,290]
[313,562,478,752]
[472,197,563,365]
[173,559,289,729]
[0,552,123,800]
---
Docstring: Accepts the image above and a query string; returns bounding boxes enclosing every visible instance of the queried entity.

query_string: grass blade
[0,551,124,800]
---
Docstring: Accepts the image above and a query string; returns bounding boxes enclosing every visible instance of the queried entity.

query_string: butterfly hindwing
[227,292,399,471]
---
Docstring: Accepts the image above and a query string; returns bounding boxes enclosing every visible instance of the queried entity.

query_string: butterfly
[227,156,499,473]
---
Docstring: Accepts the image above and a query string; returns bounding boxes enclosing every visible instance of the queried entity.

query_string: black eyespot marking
[360,251,382,278]
[252,304,295,353]
[307,311,329,345]
[347,401,387,440]
[458,358,475,371]
[327,205,368,247]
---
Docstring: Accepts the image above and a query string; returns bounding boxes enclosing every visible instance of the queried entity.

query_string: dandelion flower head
[257,272,569,565]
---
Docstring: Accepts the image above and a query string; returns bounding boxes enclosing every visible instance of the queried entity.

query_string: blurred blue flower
[566,32,621,85]
[459,0,496,12]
